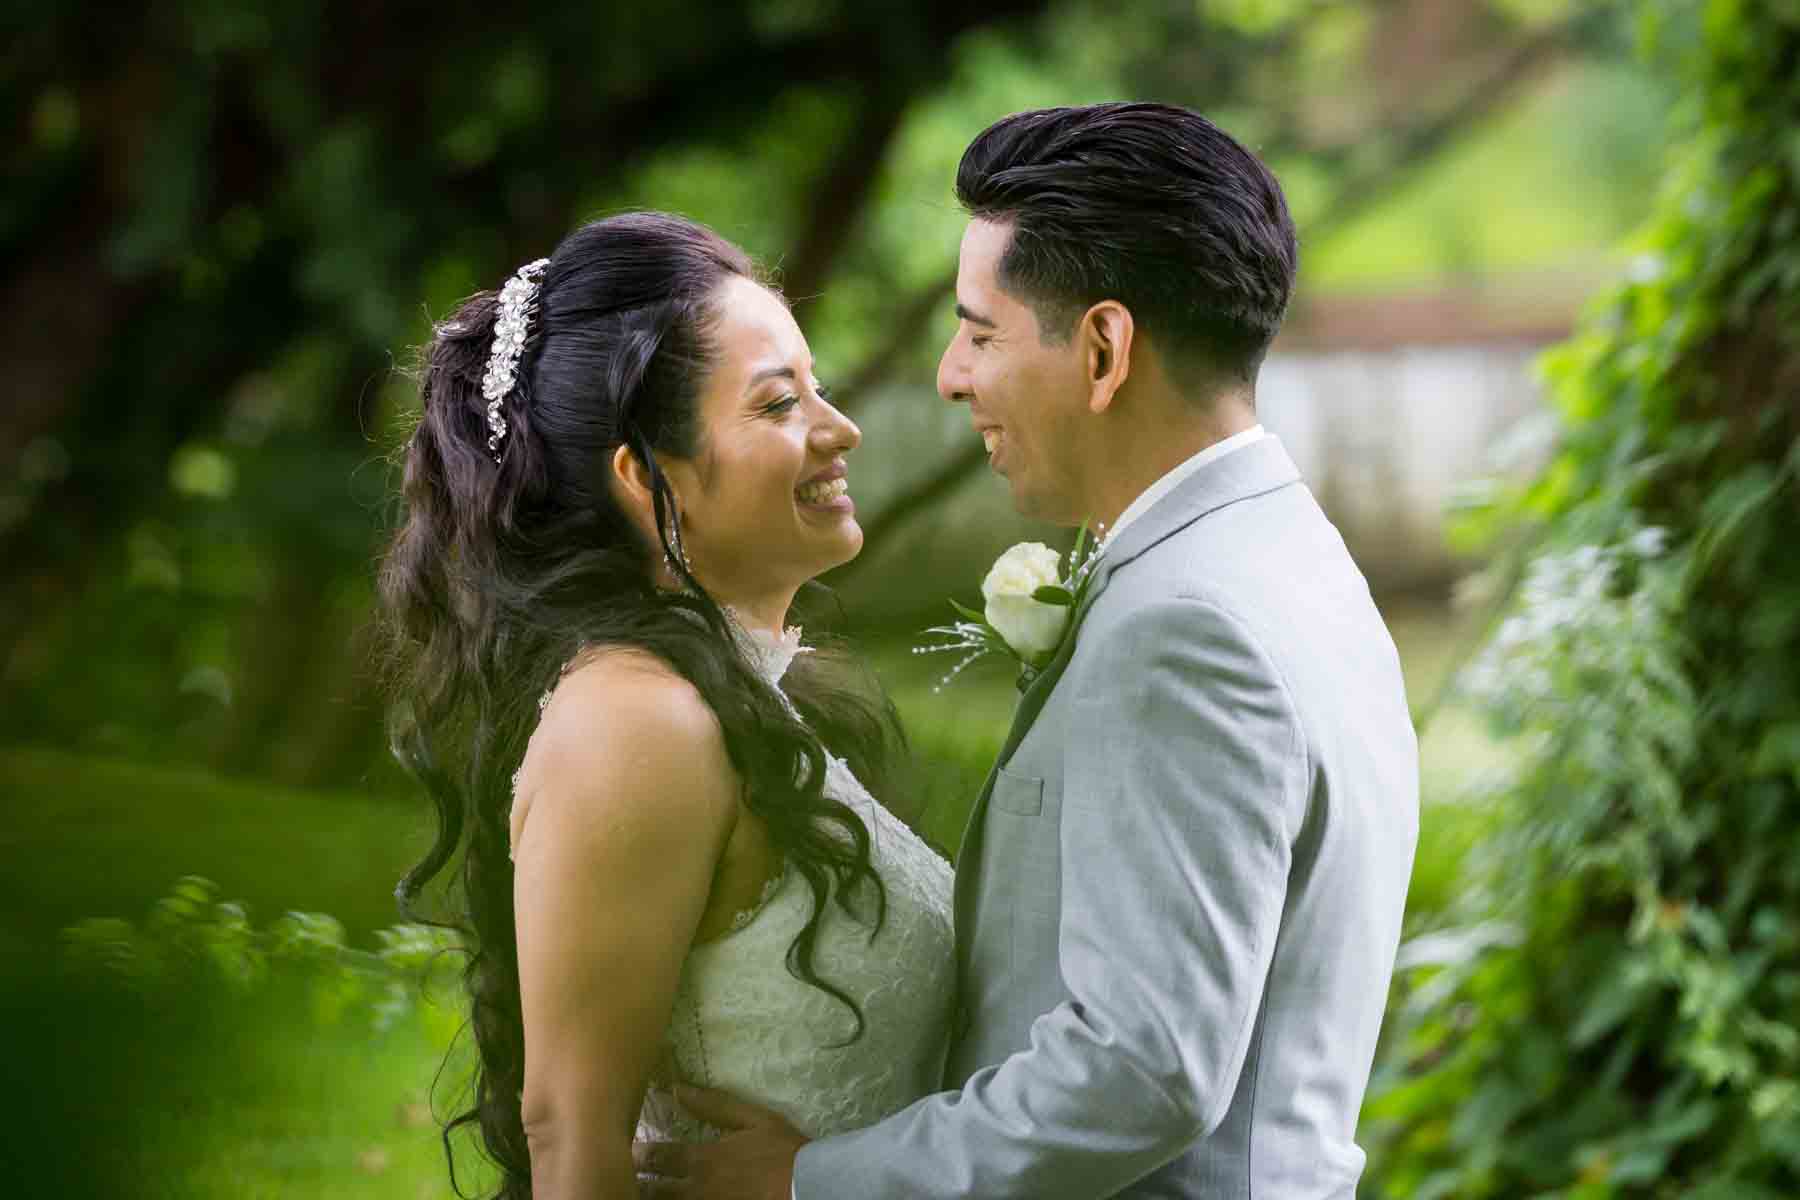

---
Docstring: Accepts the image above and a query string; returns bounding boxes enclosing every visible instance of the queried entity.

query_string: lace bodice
[637,747,954,1141]
[516,622,955,1143]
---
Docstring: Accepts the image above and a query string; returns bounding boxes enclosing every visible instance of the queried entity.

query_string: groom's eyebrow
[955,302,996,328]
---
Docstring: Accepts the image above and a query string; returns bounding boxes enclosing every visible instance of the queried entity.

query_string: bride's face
[659,275,863,597]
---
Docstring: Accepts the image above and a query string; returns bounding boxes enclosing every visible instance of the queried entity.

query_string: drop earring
[663,516,692,578]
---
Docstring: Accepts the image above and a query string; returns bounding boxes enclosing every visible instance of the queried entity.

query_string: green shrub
[1364,2,1800,1194]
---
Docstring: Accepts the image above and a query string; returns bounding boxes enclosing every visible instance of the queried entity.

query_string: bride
[378,212,954,1198]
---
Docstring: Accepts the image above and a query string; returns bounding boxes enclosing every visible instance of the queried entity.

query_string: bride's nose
[812,403,861,455]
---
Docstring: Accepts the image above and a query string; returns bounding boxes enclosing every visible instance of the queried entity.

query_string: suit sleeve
[794,593,1307,1198]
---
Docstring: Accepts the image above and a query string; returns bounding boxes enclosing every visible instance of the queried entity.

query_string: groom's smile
[938,217,1092,525]
[974,421,1005,469]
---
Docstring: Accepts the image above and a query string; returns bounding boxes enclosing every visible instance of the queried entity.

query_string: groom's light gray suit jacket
[797,437,1418,1197]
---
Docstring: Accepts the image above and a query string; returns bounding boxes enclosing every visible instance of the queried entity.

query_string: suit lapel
[950,438,1304,963]
[954,600,1086,854]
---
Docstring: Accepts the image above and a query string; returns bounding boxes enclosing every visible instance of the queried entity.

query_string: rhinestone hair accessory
[481,256,551,463]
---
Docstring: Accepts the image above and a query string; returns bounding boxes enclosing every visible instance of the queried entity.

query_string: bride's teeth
[797,478,848,504]
[982,429,1000,453]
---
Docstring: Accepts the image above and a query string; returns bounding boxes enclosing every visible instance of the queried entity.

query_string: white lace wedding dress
[521,626,956,1143]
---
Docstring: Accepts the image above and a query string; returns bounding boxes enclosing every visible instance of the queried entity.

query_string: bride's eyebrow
[744,365,796,395]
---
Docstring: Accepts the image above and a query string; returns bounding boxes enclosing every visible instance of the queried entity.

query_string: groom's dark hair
[956,101,1297,383]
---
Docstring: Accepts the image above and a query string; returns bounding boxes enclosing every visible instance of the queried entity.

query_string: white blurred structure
[1255,278,1583,590]
[1258,342,1546,591]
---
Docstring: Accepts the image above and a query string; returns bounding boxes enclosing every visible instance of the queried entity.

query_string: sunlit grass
[0,957,488,1200]
[120,988,480,1200]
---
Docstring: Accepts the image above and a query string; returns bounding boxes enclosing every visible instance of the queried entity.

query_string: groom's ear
[1080,300,1134,415]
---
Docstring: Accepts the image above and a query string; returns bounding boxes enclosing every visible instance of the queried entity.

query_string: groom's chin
[1006,481,1066,525]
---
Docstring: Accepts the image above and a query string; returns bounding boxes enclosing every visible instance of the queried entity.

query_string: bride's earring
[663,515,692,578]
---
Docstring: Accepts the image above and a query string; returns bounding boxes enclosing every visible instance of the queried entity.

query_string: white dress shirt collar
[1098,425,1267,551]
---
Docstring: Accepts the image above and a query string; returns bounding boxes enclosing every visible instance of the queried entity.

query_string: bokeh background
[5,0,1798,1195]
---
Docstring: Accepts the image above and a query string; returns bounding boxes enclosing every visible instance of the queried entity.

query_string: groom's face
[939,218,1091,525]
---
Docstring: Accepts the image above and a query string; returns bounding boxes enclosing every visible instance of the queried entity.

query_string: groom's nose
[937,343,972,406]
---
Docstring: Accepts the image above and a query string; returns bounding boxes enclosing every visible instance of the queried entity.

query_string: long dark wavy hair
[377,211,903,1198]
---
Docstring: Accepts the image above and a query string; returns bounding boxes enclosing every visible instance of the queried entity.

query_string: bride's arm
[512,653,739,1200]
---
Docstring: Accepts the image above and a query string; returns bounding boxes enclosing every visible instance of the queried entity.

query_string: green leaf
[948,597,986,625]
[1031,585,1075,606]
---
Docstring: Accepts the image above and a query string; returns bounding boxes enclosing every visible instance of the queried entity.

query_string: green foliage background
[4,0,1663,791]
[13,0,1797,1195]
[1362,2,1800,1193]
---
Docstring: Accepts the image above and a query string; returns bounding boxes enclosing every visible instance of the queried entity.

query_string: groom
[646,102,1419,1198]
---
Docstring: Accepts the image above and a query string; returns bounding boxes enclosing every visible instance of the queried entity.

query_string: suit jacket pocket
[991,767,1044,815]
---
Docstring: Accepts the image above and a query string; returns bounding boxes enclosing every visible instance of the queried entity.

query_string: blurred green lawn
[0,603,1503,1197]
[119,988,472,1200]
[0,747,433,957]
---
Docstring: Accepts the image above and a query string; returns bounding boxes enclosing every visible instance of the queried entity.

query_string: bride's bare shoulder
[533,646,727,769]
[557,643,691,695]
[510,647,736,858]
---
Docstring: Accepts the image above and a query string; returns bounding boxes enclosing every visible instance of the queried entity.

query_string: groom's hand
[633,1084,808,1200]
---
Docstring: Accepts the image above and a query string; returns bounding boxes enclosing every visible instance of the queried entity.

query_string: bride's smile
[650,274,863,624]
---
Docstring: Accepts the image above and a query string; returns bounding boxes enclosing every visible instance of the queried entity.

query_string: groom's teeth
[982,429,1000,454]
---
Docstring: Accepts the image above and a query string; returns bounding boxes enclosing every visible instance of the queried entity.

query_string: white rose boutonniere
[916,524,1099,691]
[981,542,1069,660]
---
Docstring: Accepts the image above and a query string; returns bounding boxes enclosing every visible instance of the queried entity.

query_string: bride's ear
[610,443,668,544]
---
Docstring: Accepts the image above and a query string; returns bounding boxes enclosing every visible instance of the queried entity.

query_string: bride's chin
[835,522,865,564]
[808,526,863,576]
